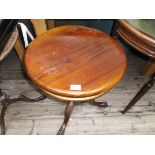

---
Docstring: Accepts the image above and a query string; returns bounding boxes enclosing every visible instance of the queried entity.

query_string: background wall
[55,19,113,34]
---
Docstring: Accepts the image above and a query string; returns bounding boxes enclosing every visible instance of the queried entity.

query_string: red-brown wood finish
[25,25,127,100]
[0,27,18,62]
[113,20,155,58]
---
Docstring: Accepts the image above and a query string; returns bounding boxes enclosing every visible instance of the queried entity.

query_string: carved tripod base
[57,99,108,135]
[0,89,46,135]
[122,73,155,114]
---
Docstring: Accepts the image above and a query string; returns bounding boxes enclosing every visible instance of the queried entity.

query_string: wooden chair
[0,29,17,61]
[15,19,55,61]
[111,19,155,113]
[0,19,54,135]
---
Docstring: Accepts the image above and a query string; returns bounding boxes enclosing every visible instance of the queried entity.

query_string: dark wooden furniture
[25,25,127,134]
[0,20,57,135]
[112,19,155,75]
[0,24,18,62]
[14,19,55,62]
[0,23,46,135]
[0,20,56,135]
[122,73,155,114]
[0,20,18,47]
[111,19,155,114]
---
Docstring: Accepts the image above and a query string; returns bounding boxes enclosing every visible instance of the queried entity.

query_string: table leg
[122,73,155,114]
[0,101,8,135]
[0,89,46,135]
[57,101,74,135]
[89,99,108,108]
[143,58,155,77]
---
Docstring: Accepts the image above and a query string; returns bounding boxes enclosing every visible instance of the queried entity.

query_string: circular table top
[25,25,127,100]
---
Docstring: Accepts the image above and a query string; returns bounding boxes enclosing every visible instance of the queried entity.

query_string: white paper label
[18,22,34,48]
[70,84,81,90]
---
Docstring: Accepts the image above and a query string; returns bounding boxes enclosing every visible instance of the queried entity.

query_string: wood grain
[143,58,155,76]
[0,27,18,62]
[25,25,127,100]
[112,20,155,76]
[31,19,47,36]
[115,20,155,58]
[46,20,55,29]
[14,34,25,62]
[1,50,155,134]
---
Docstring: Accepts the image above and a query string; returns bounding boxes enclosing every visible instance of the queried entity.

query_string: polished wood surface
[14,34,25,62]
[122,73,155,114]
[112,20,155,113]
[112,20,155,76]
[31,19,55,36]
[25,25,127,100]
[0,27,18,62]
[143,58,155,76]
[115,20,155,58]
[31,19,47,36]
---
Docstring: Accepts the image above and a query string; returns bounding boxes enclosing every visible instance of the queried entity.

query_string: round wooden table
[25,25,127,134]
[111,19,155,114]
[112,19,155,76]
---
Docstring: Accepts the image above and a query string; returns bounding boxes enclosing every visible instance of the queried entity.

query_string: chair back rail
[15,19,55,62]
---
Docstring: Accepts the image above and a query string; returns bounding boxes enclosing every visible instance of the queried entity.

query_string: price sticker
[70,84,81,90]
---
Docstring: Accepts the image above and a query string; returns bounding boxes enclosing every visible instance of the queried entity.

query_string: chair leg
[0,89,46,135]
[89,99,108,108]
[122,74,155,114]
[0,101,9,135]
[57,101,74,135]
